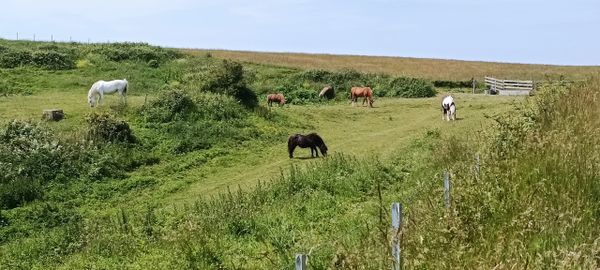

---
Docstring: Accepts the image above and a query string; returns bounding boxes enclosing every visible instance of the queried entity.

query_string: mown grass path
[162,93,519,205]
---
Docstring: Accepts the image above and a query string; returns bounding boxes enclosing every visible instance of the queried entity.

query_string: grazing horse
[441,95,456,121]
[350,87,374,107]
[288,133,328,158]
[88,79,128,107]
[267,93,286,107]
[319,85,335,99]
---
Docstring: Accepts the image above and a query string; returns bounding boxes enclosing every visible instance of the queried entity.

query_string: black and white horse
[441,95,456,121]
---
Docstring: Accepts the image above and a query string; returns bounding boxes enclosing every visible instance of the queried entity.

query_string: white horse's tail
[123,81,128,95]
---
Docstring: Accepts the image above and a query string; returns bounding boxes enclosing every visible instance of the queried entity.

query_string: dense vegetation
[0,39,597,269]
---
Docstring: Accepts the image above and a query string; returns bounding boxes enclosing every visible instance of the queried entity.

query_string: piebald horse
[87,79,128,107]
[350,87,374,108]
[441,95,456,121]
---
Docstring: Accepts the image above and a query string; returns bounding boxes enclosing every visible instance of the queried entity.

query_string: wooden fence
[484,77,534,96]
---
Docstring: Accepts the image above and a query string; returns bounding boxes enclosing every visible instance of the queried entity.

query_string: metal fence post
[391,202,402,270]
[444,171,451,209]
[295,254,307,270]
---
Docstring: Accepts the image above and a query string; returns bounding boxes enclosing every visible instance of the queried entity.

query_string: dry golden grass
[182,49,600,81]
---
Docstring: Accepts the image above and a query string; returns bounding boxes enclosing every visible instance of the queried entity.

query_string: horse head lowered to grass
[288,133,328,158]
[267,93,286,107]
[88,79,128,107]
[441,95,456,121]
[350,86,374,107]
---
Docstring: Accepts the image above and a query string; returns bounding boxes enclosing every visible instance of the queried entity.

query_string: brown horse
[350,87,374,107]
[267,93,286,107]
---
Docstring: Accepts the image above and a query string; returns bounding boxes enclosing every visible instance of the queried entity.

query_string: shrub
[0,49,32,68]
[143,90,196,123]
[31,50,75,70]
[0,121,84,208]
[383,77,436,98]
[198,60,258,108]
[83,43,182,63]
[85,112,136,144]
[432,80,473,88]
[193,92,247,121]
[286,88,318,105]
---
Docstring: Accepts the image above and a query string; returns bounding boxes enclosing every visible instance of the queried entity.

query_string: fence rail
[485,77,534,95]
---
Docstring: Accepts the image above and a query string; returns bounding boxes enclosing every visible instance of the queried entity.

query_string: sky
[1,0,598,65]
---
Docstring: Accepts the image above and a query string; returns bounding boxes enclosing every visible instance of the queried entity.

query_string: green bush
[286,88,318,105]
[31,50,75,70]
[193,92,247,121]
[143,90,196,123]
[383,77,436,98]
[0,121,87,208]
[83,43,182,63]
[197,60,258,108]
[0,49,32,68]
[85,112,136,144]
[432,80,473,88]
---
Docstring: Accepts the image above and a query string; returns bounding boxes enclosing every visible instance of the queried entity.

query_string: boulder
[42,109,64,121]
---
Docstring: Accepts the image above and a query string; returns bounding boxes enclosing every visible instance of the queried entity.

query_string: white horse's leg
[99,92,104,105]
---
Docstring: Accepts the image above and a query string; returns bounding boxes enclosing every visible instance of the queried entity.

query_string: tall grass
[401,78,600,268]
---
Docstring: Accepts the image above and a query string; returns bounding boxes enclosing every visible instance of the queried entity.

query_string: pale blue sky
[1,0,598,65]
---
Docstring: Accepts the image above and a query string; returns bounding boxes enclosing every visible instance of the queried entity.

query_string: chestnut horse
[350,87,374,107]
[267,93,286,107]
[288,133,328,158]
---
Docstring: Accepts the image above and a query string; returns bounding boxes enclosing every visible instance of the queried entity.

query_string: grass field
[184,49,600,81]
[1,40,598,269]
[0,89,518,207]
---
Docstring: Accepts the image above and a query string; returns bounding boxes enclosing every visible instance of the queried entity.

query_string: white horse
[441,95,456,121]
[87,79,128,107]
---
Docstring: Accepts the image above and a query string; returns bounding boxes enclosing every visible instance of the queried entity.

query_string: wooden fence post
[444,171,451,209]
[391,202,402,270]
[295,254,307,270]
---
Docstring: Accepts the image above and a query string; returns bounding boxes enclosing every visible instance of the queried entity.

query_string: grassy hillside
[183,49,600,81]
[0,39,598,269]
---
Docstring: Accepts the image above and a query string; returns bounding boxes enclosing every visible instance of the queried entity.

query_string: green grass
[0,39,597,269]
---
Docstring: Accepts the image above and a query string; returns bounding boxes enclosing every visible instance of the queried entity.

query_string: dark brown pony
[288,133,328,158]
[267,93,286,107]
[350,87,374,107]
